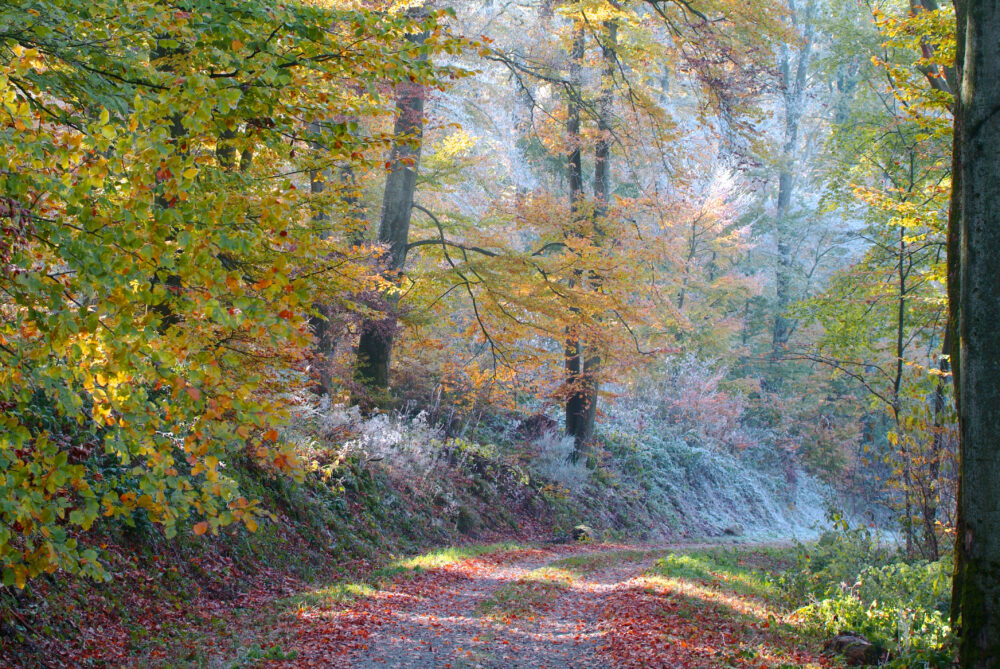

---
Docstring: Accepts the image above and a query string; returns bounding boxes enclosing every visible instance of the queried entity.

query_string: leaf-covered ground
[2,539,846,667]
[252,542,840,669]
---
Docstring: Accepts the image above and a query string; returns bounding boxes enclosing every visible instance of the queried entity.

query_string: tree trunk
[771,0,814,360]
[576,19,617,454]
[308,121,336,394]
[922,342,949,561]
[951,1,1000,665]
[564,12,589,453]
[892,222,916,556]
[355,16,428,396]
[151,42,187,334]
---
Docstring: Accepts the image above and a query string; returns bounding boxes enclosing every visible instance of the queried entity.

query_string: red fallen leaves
[8,541,832,669]
[269,548,543,668]
[595,579,834,669]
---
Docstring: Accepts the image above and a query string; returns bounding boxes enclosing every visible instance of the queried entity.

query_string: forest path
[262,540,835,669]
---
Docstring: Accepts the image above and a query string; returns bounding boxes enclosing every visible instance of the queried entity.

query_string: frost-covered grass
[531,430,590,488]
[595,357,832,539]
[576,395,830,540]
[289,363,832,546]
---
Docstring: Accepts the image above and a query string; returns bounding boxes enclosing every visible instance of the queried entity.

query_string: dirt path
[474,549,660,669]
[266,542,834,669]
[332,548,560,669]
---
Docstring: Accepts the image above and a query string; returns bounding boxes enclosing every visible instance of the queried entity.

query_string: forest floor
[229,541,840,669]
[3,536,850,668]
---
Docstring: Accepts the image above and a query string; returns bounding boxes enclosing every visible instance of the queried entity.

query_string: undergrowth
[645,539,955,667]
[782,525,954,667]
[1,394,832,667]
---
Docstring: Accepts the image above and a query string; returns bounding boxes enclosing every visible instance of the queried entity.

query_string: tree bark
[564,11,589,453]
[355,16,428,395]
[308,121,337,394]
[771,0,814,359]
[151,42,187,334]
[576,19,618,454]
[950,1,1000,665]
[922,340,950,561]
[889,219,917,556]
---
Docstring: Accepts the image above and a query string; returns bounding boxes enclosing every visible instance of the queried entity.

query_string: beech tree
[771,0,816,362]
[949,0,1000,664]
[356,9,431,397]
[0,0,458,585]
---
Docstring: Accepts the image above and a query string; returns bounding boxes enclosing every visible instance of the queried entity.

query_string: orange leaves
[0,0,472,591]
[272,452,292,471]
[193,521,209,536]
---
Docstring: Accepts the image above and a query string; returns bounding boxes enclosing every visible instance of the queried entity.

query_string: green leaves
[0,0,459,585]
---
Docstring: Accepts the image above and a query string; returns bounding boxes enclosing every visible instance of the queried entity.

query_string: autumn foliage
[0,0,465,585]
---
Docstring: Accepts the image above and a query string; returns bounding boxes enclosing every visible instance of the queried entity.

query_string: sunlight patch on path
[265,542,834,669]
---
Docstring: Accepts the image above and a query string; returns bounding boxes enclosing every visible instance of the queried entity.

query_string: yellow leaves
[136,494,157,511]
[10,565,28,590]
[0,0,459,588]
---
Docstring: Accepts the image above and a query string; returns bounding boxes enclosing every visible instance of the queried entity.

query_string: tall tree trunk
[947,0,966,632]
[771,0,814,361]
[151,42,187,334]
[355,15,428,396]
[922,338,950,561]
[951,1,1000,665]
[564,11,588,453]
[308,121,336,394]
[893,223,915,557]
[575,19,617,454]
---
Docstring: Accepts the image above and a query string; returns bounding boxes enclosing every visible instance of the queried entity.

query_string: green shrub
[785,521,954,667]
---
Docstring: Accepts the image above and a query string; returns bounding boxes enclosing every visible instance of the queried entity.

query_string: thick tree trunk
[947,0,966,631]
[355,19,428,396]
[575,20,617,454]
[951,1,1000,665]
[564,14,588,453]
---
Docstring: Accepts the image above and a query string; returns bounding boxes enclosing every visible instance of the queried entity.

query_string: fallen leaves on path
[595,575,832,668]
[263,543,835,669]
